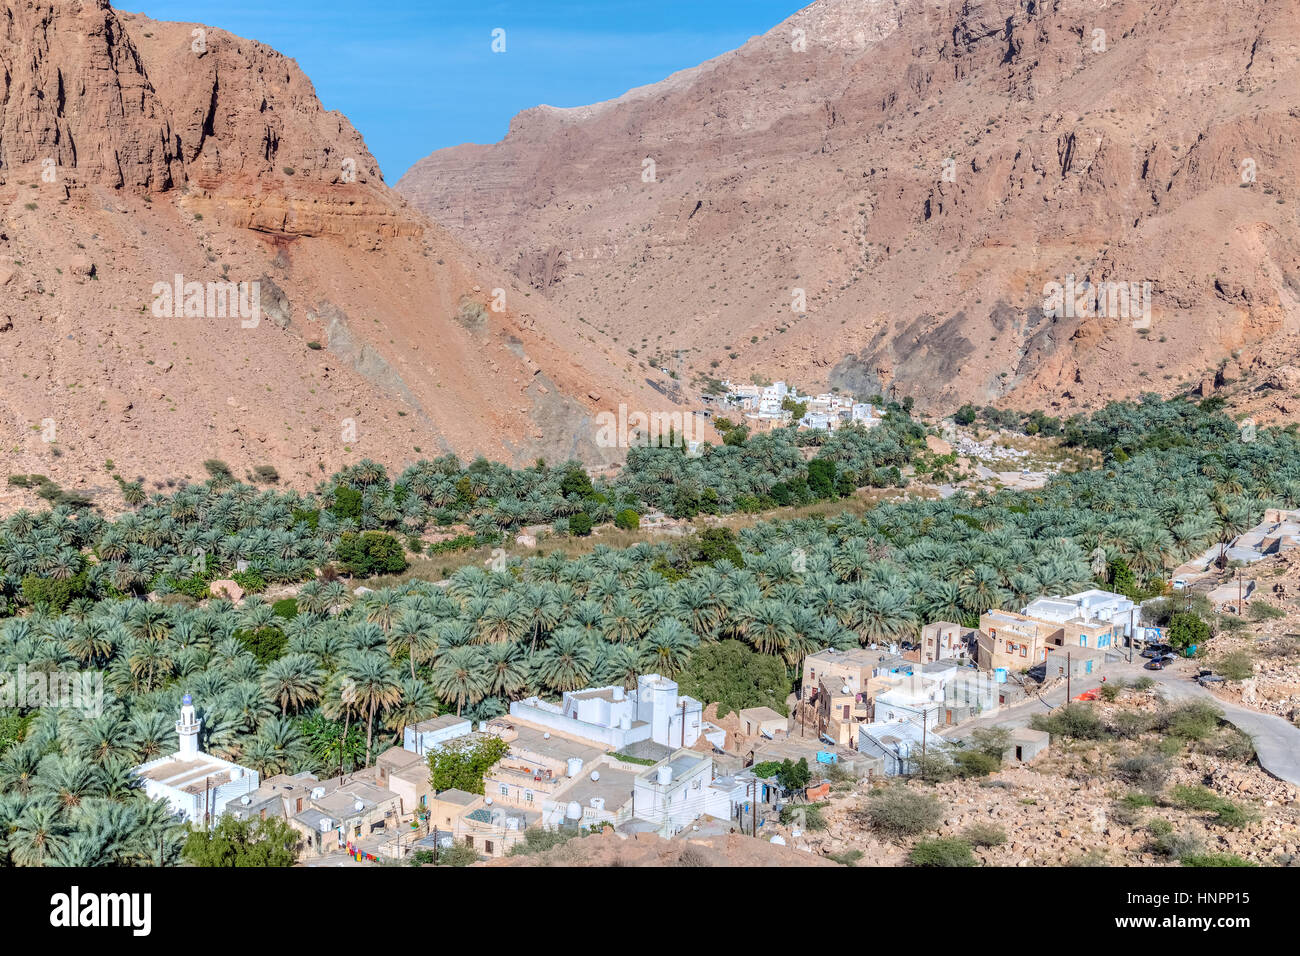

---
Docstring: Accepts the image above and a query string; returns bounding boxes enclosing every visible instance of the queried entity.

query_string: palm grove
[0,396,1287,864]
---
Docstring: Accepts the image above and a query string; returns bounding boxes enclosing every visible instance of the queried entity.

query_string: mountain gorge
[399,0,1300,416]
[0,0,669,499]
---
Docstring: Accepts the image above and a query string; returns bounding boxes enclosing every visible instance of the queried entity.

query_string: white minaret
[177,693,202,760]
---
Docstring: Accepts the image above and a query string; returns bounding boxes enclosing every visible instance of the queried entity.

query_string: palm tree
[482,641,530,699]
[430,646,489,717]
[261,654,323,715]
[9,799,71,866]
[386,678,439,744]
[533,628,597,692]
[339,651,402,767]
[387,613,438,679]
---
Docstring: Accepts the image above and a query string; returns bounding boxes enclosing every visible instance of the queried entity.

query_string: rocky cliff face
[399,0,1300,416]
[0,1,671,496]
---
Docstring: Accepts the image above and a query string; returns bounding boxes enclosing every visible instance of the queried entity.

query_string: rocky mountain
[0,0,672,498]
[399,0,1300,417]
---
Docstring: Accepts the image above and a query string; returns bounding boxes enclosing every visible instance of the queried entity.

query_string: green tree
[677,640,789,718]
[429,736,510,794]
[182,815,300,867]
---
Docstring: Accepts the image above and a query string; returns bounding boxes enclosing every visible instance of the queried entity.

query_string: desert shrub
[1151,825,1204,860]
[437,842,479,866]
[1069,848,1109,866]
[908,838,975,867]
[1132,676,1155,691]
[569,513,594,537]
[968,726,1012,759]
[1248,602,1285,621]
[864,788,943,837]
[1031,703,1107,740]
[1116,751,1169,795]
[1109,709,1156,738]
[962,823,1007,847]
[953,749,1001,778]
[829,848,864,866]
[780,802,827,830]
[1169,785,1257,828]
[253,465,280,483]
[1216,651,1254,681]
[1195,726,1255,763]
[203,459,233,480]
[506,826,579,857]
[1181,853,1256,867]
[455,298,488,330]
[613,508,640,531]
[910,752,957,783]
[1159,701,1222,741]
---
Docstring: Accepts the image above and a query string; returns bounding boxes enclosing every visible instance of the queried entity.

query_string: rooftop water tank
[310,787,326,799]
[612,686,625,702]
[590,770,600,782]
[590,797,605,811]
[229,768,242,782]
[566,757,584,777]
[656,766,673,786]
[565,801,582,821]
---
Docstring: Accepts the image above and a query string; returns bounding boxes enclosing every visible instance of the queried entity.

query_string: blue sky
[133,0,805,181]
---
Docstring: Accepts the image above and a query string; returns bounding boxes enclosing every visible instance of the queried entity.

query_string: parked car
[1160,652,1179,662]
[1143,658,1165,671]
[1140,644,1173,659]
[1197,673,1226,686]
[1172,578,1189,591]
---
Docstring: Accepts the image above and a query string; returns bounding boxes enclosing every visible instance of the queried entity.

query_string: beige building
[737,706,787,738]
[978,609,1116,673]
[376,747,432,816]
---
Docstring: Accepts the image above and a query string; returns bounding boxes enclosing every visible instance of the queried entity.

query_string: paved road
[942,657,1300,786]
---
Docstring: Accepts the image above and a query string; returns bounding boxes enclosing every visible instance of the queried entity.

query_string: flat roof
[553,765,638,808]
[435,788,481,806]
[135,753,253,796]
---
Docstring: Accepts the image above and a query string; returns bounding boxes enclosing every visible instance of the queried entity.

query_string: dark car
[1143,658,1165,671]
[1197,673,1225,686]
[1141,645,1173,659]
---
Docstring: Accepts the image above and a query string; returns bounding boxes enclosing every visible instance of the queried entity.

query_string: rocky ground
[771,683,1300,867]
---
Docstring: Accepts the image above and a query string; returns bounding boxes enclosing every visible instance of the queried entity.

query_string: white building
[857,719,929,777]
[1023,589,1136,642]
[133,694,259,825]
[851,403,880,427]
[872,674,946,730]
[404,714,473,755]
[509,673,718,751]
[631,750,732,835]
[758,381,790,414]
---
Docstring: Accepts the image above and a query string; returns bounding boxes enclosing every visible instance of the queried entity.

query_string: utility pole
[920,707,928,765]
[1238,569,1243,615]
[1128,607,1135,663]
[750,780,757,838]
[1066,652,1071,702]
[681,701,686,747]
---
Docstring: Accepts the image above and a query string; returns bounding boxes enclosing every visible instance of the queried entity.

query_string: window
[1020,646,1027,658]
[499,785,508,796]
[524,790,533,804]
[484,840,494,854]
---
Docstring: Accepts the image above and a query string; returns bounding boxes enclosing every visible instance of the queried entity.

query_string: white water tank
[612,686,625,701]
[229,768,242,782]
[310,787,326,800]
[565,801,582,821]
[590,770,600,782]
[590,797,605,811]
[566,757,584,777]
[656,766,673,786]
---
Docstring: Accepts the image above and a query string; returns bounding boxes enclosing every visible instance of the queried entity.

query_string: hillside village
[130,503,1300,867]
